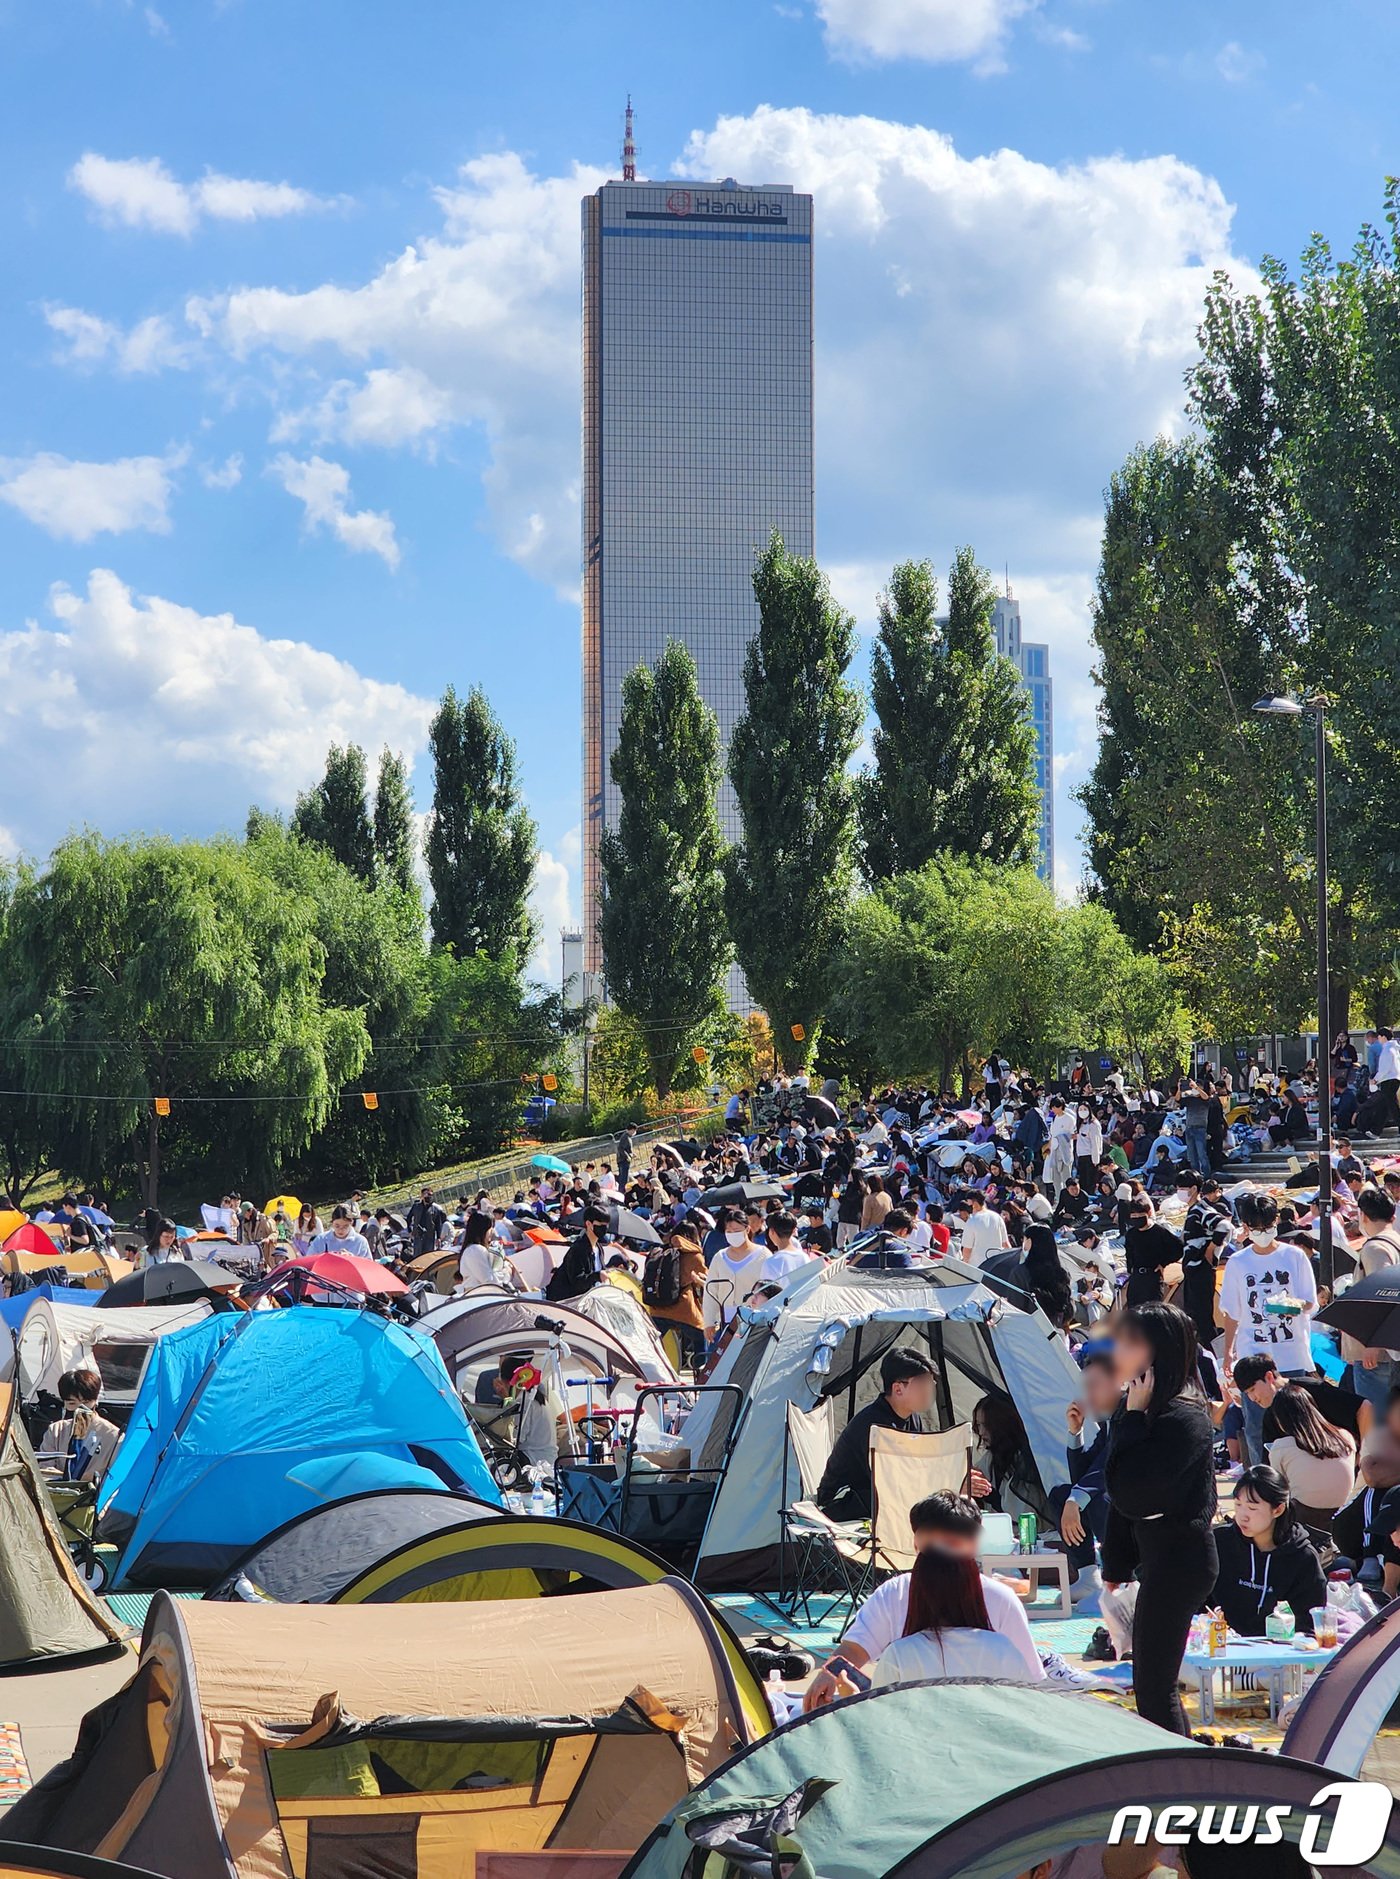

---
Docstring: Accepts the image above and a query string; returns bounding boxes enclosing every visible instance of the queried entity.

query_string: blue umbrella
[79,1204,115,1226]
[531,1154,573,1176]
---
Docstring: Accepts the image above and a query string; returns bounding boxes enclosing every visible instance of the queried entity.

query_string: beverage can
[1017,1513,1037,1554]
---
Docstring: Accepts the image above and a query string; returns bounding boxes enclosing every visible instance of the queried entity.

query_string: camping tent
[7,1581,764,1879]
[203,1488,502,1603]
[14,1300,213,1423]
[96,1306,500,1588]
[1,1245,131,1293]
[0,1321,123,1669]
[1284,1595,1400,1793]
[684,1259,1083,1588]
[623,1681,1400,1879]
[0,1849,167,1879]
[0,1288,93,1338]
[421,1289,678,1400]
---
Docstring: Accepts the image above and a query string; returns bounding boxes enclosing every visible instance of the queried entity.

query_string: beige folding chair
[868,1423,973,1574]
[773,1400,870,1626]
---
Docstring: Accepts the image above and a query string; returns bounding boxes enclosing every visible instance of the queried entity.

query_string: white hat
[1115,1182,1133,1200]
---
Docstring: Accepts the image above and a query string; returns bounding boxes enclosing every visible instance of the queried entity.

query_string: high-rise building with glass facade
[991,591,1055,883]
[580,175,815,978]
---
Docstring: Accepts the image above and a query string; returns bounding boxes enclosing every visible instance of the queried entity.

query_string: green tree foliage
[826,857,1188,1089]
[1084,190,1400,1029]
[857,551,1039,881]
[425,684,537,962]
[293,744,376,885]
[373,748,417,895]
[726,533,863,1067]
[599,641,731,1097]
[1,834,368,1203]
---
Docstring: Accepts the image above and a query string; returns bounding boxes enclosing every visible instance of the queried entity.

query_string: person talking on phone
[1102,1301,1218,1734]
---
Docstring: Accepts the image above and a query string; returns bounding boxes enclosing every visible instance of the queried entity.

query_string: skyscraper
[580,163,815,978]
[991,589,1055,883]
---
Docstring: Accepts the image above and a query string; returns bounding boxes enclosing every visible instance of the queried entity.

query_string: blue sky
[0,0,1395,977]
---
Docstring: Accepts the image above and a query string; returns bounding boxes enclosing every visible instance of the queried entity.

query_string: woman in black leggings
[1103,1301,1218,1734]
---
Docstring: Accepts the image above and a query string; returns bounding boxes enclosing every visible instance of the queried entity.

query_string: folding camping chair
[868,1423,974,1575]
[770,1400,869,1629]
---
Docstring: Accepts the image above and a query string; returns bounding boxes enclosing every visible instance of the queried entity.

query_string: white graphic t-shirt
[1219,1241,1318,1367]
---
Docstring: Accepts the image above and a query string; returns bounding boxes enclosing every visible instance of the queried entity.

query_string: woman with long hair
[970,1392,1052,1529]
[1103,1301,1218,1734]
[860,1172,892,1232]
[1266,1383,1357,1528]
[836,1171,866,1249]
[292,1203,322,1256]
[869,1537,1045,1687]
[1210,1463,1327,1637]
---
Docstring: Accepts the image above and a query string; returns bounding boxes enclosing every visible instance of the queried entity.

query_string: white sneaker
[1070,1566,1103,1604]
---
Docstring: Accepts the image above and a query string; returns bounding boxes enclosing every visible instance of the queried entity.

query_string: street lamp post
[1253,693,1333,1289]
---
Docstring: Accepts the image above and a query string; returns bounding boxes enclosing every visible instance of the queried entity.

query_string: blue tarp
[0,1285,93,1331]
[97,1305,500,1588]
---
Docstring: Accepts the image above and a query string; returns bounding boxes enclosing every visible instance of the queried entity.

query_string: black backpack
[643,1243,682,1309]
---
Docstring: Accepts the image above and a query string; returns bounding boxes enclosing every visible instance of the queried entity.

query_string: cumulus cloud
[815,0,1041,67]
[189,150,609,591]
[268,453,400,568]
[0,447,187,541]
[528,837,578,986]
[271,366,453,450]
[1216,41,1264,83]
[68,151,339,236]
[200,452,244,490]
[45,303,190,374]
[0,570,434,859]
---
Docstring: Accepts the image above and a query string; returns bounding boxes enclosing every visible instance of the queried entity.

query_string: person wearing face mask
[701,1212,769,1339]
[1207,1463,1326,1637]
[1121,1203,1180,1309]
[1074,1103,1103,1189]
[1219,1191,1319,1464]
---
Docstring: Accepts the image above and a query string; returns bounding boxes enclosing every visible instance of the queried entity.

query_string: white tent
[685,1258,1084,1588]
[15,1299,212,1412]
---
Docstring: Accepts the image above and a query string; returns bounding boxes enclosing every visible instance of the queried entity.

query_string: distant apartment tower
[580,161,815,985]
[991,590,1054,883]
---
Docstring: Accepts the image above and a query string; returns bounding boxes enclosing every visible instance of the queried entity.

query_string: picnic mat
[105,1588,201,1630]
[710,1592,1095,1659]
[0,1722,31,1803]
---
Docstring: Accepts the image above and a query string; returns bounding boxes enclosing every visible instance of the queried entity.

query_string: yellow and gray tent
[8,1581,765,1879]
[0,1849,165,1879]
[0,1320,124,1668]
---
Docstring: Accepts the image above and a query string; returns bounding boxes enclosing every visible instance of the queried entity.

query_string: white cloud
[815,0,1040,67]
[189,150,609,591]
[271,366,452,450]
[268,453,400,568]
[1216,41,1264,83]
[68,151,339,236]
[200,452,243,490]
[0,570,433,859]
[528,836,578,985]
[45,303,189,374]
[144,6,170,37]
[0,447,187,541]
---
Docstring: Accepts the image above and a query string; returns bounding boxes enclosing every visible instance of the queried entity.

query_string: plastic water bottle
[766,1668,786,1722]
[530,1473,547,1519]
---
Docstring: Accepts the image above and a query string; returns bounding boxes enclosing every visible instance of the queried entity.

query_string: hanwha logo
[666,189,692,216]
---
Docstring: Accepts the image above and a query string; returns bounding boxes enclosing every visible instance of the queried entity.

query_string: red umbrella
[268,1252,408,1296]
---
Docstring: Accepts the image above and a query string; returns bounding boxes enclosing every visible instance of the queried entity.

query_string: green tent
[623,1682,1400,1879]
[0,1322,123,1667]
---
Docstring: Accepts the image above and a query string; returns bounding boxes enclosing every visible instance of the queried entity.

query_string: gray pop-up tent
[1284,1595,1400,1793]
[0,1321,123,1667]
[685,1259,1083,1588]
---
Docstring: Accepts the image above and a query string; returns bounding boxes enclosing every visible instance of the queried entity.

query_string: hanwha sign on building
[665,188,692,216]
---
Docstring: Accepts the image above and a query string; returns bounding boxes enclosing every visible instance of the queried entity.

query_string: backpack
[643,1243,683,1309]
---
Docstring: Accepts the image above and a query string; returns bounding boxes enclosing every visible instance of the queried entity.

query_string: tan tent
[0,1322,124,1668]
[8,1580,763,1879]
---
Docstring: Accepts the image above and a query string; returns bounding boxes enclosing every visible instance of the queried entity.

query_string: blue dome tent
[97,1306,499,1588]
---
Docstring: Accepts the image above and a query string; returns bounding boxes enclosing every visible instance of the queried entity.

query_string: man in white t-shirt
[955,1191,1009,1268]
[702,1213,769,1333]
[802,1490,1044,1708]
[1220,1191,1319,1465]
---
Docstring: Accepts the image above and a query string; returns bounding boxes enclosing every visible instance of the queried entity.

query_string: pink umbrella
[267,1252,408,1296]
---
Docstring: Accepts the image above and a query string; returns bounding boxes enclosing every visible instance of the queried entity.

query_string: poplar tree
[425,685,536,961]
[599,641,730,1097]
[725,532,862,1067]
[372,748,417,895]
[292,744,376,885]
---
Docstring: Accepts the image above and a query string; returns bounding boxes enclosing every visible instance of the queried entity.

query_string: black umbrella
[559,1203,663,1248]
[801,1094,841,1128]
[99,1260,240,1307]
[1317,1269,1400,1349]
[698,1180,788,1210]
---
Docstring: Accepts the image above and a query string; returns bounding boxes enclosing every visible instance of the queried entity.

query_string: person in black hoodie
[1209,1464,1327,1637]
[1104,1301,1219,1734]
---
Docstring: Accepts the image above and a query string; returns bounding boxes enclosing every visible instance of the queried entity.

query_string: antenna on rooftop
[622,96,636,182]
